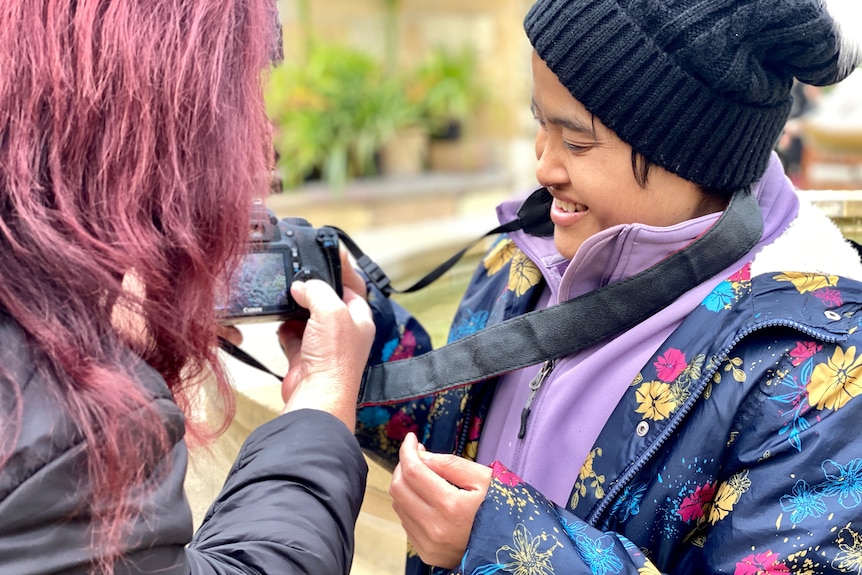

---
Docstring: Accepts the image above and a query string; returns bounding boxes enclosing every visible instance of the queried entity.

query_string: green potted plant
[413,45,487,140]
[265,42,411,190]
[377,71,431,176]
[411,45,490,171]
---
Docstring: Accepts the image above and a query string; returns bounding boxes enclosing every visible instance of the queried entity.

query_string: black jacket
[0,319,368,574]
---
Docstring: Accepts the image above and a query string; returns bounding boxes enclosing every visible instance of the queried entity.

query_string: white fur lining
[823,0,862,80]
[750,197,862,281]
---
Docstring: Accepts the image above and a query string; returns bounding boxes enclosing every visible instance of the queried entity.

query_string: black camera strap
[220,188,762,408]
[218,188,552,378]
[333,187,555,296]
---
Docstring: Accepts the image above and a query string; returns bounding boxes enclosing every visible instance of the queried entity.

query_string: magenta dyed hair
[0,0,275,569]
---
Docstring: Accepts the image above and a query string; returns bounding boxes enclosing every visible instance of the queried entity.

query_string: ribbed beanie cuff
[524,0,792,190]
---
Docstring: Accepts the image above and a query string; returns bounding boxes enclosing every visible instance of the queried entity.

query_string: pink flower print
[654,348,687,382]
[468,414,483,441]
[728,263,751,283]
[386,411,418,441]
[789,341,823,366]
[734,550,790,575]
[677,481,716,522]
[813,288,843,307]
[389,329,417,361]
[490,461,522,487]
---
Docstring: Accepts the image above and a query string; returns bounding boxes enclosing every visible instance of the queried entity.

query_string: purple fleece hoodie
[475,153,799,506]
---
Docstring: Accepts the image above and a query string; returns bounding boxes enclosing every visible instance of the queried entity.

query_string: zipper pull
[518,359,556,439]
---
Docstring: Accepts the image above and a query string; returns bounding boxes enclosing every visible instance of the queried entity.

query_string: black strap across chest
[357,188,762,405]
[220,188,762,406]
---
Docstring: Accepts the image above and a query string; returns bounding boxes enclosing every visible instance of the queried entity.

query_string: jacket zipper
[518,358,557,439]
[585,319,846,527]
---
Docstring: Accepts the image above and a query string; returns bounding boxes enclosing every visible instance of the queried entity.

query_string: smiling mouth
[555,199,587,213]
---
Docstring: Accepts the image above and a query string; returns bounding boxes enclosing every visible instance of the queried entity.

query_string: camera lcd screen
[219,250,290,317]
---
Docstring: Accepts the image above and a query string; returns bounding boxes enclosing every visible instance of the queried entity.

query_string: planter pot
[430,118,463,141]
[428,137,490,172]
[379,125,429,176]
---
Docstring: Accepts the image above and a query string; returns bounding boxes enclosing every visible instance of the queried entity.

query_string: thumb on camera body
[279,279,375,430]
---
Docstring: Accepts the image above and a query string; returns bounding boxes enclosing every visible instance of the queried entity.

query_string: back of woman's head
[0,0,276,569]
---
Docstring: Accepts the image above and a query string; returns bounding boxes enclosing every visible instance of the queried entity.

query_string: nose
[534,130,569,190]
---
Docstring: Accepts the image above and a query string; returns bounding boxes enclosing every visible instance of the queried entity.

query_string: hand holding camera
[277,279,375,430]
[216,201,374,428]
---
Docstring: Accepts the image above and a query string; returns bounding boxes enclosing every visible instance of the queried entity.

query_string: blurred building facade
[275,0,540,190]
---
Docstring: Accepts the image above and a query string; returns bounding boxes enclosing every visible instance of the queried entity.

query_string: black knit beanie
[524,0,862,190]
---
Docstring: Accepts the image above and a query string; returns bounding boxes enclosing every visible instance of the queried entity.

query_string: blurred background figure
[777,80,823,186]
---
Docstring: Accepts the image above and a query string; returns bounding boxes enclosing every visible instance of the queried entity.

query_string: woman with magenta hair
[352,0,862,573]
[0,1,373,574]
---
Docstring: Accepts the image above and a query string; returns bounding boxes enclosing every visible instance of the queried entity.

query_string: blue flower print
[357,406,391,428]
[771,358,813,452]
[821,458,862,509]
[559,516,586,543]
[702,281,735,312]
[449,308,489,343]
[381,337,400,362]
[575,533,623,575]
[779,479,827,523]
[610,483,646,522]
[558,516,624,575]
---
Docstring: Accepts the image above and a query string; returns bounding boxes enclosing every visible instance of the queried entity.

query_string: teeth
[556,199,586,213]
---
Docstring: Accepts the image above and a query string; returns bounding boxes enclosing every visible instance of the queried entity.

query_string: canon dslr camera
[218,201,342,324]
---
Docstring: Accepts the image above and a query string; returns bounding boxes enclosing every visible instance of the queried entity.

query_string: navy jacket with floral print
[357,227,862,574]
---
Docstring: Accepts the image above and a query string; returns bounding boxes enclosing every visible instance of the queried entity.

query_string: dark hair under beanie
[524,0,862,190]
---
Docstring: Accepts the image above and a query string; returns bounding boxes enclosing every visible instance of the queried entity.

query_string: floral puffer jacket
[356,229,862,574]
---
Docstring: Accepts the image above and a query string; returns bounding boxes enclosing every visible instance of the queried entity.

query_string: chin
[553,234,580,261]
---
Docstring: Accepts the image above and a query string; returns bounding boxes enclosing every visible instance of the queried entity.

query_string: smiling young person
[529,52,730,260]
[353,0,862,573]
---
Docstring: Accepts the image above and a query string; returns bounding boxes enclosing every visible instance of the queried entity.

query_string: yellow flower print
[580,448,599,480]
[774,272,838,294]
[833,525,862,575]
[483,238,517,276]
[635,381,677,421]
[463,440,478,462]
[495,523,562,575]
[708,470,751,524]
[669,382,691,407]
[809,345,862,410]
[723,356,746,383]
[571,448,605,508]
[406,540,419,558]
[639,562,662,575]
[508,250,542,297]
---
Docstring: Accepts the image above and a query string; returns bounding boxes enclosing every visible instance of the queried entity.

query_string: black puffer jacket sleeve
[111,409,369,575]
[0,323,368,575]
[186,409,369,574]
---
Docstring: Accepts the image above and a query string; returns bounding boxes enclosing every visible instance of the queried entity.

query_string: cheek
[600,194,648,229]
[534,129,546,159]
